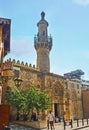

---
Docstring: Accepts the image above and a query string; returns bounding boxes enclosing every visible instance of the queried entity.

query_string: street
[9,122,89,130]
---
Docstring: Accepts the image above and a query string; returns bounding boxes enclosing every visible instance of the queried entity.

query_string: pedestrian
[48,110,55,130]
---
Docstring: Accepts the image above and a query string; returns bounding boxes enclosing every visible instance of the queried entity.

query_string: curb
[72,125,89,130]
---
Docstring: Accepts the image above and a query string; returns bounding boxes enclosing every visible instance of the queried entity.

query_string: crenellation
[17,60,20,64]
[25,62,28,66]
[4,59,38,71]
[12,59,16,63]
[33,65,35,68]
[29,64,32,67]
[21,61,24,65]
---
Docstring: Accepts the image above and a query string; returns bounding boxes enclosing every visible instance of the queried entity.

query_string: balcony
[34,35,52,43]
[34,35,52,51]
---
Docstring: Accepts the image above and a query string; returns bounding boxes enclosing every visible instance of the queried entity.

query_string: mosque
[0,12,83,121]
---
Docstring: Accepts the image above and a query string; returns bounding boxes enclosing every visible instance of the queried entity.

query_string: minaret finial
[41,11,45,20]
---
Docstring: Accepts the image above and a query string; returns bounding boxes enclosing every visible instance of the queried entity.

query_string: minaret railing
[34,35,52,44]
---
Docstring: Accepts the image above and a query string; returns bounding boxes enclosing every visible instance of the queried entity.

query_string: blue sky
[0,0,89,80]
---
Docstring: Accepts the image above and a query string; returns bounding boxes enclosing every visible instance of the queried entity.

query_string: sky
[0,0,89,80]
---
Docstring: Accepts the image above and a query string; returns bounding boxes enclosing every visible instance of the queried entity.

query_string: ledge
[14,120,47,129]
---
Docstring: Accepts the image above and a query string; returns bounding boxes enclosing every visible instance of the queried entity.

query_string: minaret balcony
[34,35,52,43]
[34,35,52,51]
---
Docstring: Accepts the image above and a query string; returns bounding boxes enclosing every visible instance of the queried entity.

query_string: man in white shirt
[48,110,55,130]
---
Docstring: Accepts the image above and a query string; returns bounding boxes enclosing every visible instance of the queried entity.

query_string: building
[81,80,89,89]
[81,80,89,118]
[64,69,84,80]
[0,12,83,120]
[64,69,89,119]
[82,89,89,118]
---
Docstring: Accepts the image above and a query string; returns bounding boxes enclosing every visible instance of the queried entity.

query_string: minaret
[34,11,52,73]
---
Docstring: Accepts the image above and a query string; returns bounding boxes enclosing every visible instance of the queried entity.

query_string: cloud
[73,0,89,5]
[11,36,34,56]
[4,36,36,64]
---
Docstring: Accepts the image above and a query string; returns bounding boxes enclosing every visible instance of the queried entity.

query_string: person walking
[48,110,55,130]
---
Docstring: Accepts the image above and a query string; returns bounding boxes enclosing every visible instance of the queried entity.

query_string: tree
[5,86,52,121]
[36,91,51,111]
[5,90,27,120]
[24,87,39,112]
[37,91,52,120]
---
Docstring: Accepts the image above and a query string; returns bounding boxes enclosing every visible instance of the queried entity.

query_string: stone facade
[82,89,89,118]
[1,58,83,120]
[67,79,83,119]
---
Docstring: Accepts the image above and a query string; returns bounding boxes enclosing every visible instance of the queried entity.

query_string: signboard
[0,18,11,56]
[0,104,10,130]
[3,60,13,70]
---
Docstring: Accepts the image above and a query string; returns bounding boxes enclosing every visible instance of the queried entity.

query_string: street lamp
[14,77,23,88]
[14,77,23,120]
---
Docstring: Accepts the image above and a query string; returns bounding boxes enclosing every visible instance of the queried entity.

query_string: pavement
[50,122,89,130]
[45,121,89,130]
[9,121,89,130]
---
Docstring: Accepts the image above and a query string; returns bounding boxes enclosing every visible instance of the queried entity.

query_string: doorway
[54,103,58,117]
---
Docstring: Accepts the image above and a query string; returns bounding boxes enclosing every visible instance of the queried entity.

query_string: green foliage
[5,90,27,111]
[5,86,52,120]
[24,87,39,111]
[36,91,52,111]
